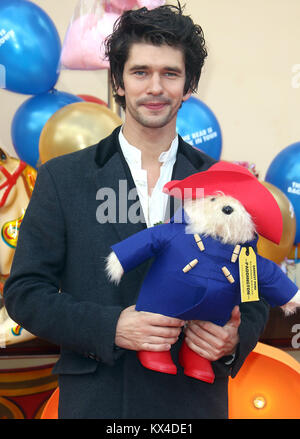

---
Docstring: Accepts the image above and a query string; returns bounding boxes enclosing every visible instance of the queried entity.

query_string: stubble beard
[128,99,180,129]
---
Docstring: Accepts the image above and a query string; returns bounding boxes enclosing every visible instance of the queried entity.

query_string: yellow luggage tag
[238,246,259,302]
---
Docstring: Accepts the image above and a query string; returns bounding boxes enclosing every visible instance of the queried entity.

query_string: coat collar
[94,126,122,168]
[94,126,216,172]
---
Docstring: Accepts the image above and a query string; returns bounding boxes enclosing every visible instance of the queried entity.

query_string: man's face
[117,43,191,130]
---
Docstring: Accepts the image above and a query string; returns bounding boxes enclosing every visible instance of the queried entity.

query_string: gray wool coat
[4,127,269,419]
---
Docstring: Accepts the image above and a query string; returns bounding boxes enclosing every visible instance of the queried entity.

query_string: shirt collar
[118,126,178,166]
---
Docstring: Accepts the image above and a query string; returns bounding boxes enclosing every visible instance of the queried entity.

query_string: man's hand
[184,306,241,361]
[115,305,185,352]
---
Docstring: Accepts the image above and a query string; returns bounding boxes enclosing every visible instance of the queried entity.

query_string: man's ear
[111,74,125,97]
[116,85,125,97]
[182,89,192,102]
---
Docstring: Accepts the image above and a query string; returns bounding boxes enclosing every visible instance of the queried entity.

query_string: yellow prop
[0,147,37,346]
[257,182,296,264]
[39,102,122,164]
[1,212,24,249]
[0,149,36,278]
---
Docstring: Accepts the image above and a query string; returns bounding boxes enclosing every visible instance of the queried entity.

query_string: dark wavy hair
[105,3,207,109]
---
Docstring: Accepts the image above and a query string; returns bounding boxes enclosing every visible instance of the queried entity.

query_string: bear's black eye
[210,197,216,202]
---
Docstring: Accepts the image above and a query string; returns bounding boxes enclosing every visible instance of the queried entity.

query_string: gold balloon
[39,102,122,164]
[257,181,296,264]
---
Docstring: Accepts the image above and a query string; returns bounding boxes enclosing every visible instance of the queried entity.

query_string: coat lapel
[93,127,147,242]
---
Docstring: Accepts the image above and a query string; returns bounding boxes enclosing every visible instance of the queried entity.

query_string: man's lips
[139,100,170,111]
[145,103,165,110]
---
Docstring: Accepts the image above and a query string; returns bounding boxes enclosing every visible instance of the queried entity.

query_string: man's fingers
[186,320,229,345]
[139,310,185,328]
[227,305,241,328]
[127,306,185,328]
[184,319,237,360]
[140,342,172,352]
[148,334,180,344]
[184,336,218,361]
[144,324,182,339]
[115,306,185,351]
[140,333,182,351]
[185,326,223,354]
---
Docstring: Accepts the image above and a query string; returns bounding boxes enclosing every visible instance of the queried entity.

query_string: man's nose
[147,73,163,95]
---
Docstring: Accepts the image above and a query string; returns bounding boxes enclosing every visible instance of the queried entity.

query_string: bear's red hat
[163,161,283,244]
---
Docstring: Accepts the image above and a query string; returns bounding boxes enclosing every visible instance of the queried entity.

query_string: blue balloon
[0,0,61,94]
[265,142,300,244]
[11,90,83,168]
[176,96,222,160]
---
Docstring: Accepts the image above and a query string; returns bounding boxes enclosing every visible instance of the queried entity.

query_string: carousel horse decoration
[0,147,37,347]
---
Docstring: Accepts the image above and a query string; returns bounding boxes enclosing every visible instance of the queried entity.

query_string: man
[4,4,269,419]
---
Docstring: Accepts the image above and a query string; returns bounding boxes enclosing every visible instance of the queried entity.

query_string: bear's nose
[222,205,234,215]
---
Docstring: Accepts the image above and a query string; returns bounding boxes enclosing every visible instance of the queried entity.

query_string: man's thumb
[228,305,241,327]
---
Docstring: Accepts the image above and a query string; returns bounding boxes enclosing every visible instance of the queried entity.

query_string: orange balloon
[257,182,296,264]
[228,342,300,419]
[41,388,59,419]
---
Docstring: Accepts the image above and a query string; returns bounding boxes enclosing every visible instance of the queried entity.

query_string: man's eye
[134,71,146,77]
[164,72,177,77]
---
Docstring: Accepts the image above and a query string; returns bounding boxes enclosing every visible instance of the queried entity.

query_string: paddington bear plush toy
[105,161,300,383]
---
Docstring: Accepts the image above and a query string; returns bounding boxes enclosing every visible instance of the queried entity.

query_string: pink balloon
[109,0,137,12]
[137,0,165,8]
[109,0,165,12]
[60,0,166,70]
[60,12,119,70]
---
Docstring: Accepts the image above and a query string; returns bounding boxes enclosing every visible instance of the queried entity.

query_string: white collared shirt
[119,128,178,227]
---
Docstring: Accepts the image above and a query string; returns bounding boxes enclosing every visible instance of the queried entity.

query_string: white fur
[184,194,256,245]
[105,251,124,285]
[280,289,300,315]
